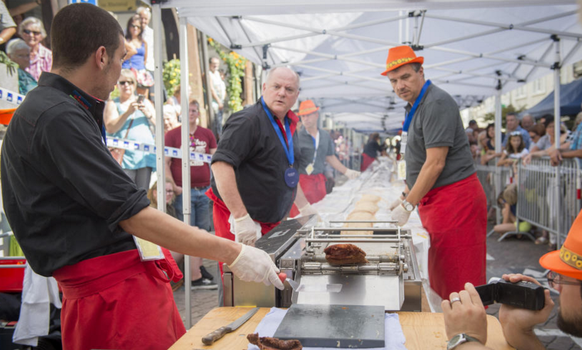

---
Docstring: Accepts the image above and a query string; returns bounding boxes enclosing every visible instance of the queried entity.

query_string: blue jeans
[173,186,210,231]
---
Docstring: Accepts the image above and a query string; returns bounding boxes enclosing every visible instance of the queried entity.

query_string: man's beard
[557,307,582,338]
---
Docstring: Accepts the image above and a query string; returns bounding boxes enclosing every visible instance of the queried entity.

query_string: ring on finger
[450,297,461,304]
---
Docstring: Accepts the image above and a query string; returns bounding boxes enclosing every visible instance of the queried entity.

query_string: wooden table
[169,307,513,350]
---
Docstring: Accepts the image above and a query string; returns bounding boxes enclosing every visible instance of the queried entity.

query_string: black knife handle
[202,326,229,345]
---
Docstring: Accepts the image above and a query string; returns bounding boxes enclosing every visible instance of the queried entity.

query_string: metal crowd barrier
[474,159,511,234]
[508,157,582,246]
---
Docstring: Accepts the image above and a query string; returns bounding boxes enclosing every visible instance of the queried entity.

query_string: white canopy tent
[147,0,582,327]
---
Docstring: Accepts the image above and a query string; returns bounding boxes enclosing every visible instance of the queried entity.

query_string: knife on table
[201,307,259,345]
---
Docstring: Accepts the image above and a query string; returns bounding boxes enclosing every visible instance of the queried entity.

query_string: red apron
[417,173,487,300]
[53,249,186,350]
[206,188,279,275]
[289,173,327,217]
[361,153,375,171]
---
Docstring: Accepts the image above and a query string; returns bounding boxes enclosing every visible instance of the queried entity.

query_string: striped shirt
[25,43,52,81]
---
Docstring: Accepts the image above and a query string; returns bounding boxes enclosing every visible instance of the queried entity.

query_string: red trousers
[53,249,186,350]
[206,188,278,275]
[418,173,487,300]
[289,173,327,217]
[361,153,375,171]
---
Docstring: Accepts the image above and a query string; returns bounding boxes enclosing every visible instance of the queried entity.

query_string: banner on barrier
[0,88,26,106]
[106,137,213,164]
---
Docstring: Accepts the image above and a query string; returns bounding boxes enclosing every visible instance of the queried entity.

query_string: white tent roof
[160,0,582,132]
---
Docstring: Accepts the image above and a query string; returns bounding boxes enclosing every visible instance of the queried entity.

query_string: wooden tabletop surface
[169,307,513,350]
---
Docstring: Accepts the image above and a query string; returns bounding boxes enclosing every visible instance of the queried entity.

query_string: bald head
[262,67,300,120]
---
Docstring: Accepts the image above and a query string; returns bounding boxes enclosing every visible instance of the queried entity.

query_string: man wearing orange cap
[441,212,582,349]
[383,46,487,300]
[291,100,360,214]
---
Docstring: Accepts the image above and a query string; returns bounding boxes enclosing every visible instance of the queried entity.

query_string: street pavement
[173,228,582,349]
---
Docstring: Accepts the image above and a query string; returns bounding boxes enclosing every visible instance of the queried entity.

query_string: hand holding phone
[137,94,145,104]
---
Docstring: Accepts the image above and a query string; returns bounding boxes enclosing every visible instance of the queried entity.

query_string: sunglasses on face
[118,81,134,86]
[131,25,141,29]
[23,29,41,36]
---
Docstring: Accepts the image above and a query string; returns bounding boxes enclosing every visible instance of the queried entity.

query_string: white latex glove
[389,197,403,211]
[228,244,285,290]
[298,203,318,217]
[391,204,412,226]
[344,169,361,180]
[232,214,262,246]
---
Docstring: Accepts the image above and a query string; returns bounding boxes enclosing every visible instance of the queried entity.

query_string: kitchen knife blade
[201,307,259,345]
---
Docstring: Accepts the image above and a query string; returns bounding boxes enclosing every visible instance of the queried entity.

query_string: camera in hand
[137,94,145,104]
[476,277,545,310]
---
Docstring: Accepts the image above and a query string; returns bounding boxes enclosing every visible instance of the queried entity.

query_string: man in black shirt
[1,4,282,349]
[208,67,313,248]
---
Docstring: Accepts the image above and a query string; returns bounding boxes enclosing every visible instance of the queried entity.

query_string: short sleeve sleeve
[325,133,335,157]
[212,114,258,168]
[422,100,458,149]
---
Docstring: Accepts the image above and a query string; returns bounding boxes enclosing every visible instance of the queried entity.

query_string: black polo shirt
[211,99,300,223]
[1,73,150,277]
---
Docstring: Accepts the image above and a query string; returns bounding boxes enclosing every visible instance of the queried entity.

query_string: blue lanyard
[402,80,431,132]
[101,125,107,145]
[261,97,294,166]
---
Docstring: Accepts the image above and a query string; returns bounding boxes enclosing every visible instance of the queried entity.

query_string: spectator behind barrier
[104,69,156,190]
[523,116,568,165]
[497,132,529,168]
[122,15,153,98]
[550,110,582,167]
[493,184,532,236]
[18,17,51,81]
[441,211,582,349]
[6,38,37,95]
[528,126,541,151]
[480,123,506,165]
[503,113,532,150]
[162,104,179,133]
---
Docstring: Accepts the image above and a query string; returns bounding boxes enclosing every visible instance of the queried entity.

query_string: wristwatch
[401,200,414,212]
[447,333,481,350]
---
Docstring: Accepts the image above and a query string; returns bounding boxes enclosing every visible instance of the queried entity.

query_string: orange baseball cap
[539,211,582,280]
[297,100,320,116]
[380,46,424,76]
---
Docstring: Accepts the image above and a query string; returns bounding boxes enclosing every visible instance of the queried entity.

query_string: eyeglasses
[547,271,582,289]
[118,81,134,86]
[23,29,42,36]
[131,25,141,29]
[165,190,174,195]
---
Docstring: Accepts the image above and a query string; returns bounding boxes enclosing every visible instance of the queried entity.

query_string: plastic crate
[0,258,26,292]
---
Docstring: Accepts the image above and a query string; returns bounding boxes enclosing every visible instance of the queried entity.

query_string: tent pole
[152,4,165,213]
[178,15,193,330]
[494,79,502,228]
[553,36,562,248]
[200,32,215,132]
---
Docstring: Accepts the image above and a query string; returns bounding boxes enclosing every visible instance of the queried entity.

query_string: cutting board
[273,304,385,348]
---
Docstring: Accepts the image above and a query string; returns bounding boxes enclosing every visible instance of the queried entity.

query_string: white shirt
[143,26,155,72]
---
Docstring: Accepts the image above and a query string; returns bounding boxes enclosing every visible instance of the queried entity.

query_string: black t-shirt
[1,73,149,276]
[211,99,300,223]
[363,140,383,158]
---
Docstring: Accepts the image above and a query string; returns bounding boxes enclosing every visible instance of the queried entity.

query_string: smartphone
[137,94,145,104]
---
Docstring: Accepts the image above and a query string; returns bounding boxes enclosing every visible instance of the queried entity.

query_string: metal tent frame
[148,0,580,328]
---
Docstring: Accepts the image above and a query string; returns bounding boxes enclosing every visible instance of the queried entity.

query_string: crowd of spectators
[469,111,582,251]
